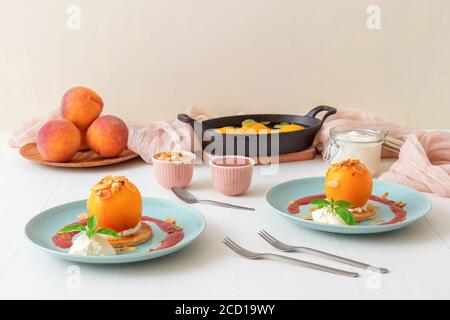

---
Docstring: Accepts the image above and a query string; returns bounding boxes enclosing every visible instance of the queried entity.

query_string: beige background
[0,0,449,131]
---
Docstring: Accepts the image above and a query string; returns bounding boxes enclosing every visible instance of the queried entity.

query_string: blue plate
[25,197,206,264]
[266,177,431,234]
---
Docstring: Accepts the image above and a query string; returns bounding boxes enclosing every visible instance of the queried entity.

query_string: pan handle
[306,106,337,123]
[177,114,197,128]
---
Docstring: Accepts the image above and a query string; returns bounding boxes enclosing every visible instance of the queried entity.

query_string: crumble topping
[91,175,137,199]
[329,159,367,175]
[154,151,191,162]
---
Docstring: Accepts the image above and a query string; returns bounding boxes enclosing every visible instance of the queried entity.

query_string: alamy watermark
[66,265,81,290]
[67,5,82,30]
[366,267,382,290]
[367,5,381,30]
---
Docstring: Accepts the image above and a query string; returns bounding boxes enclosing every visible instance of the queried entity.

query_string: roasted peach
[325,159,373,208]
[279,124,304,133]
[86,115,128,158]
[61,87,103,129]
[78,128,90,151]
[87,176,142,232]
[242,123,271,133]
[37,119,81,162]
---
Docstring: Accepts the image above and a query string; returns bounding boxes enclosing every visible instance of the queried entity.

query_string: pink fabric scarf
[316,109,450,197]
[8,108,450,197]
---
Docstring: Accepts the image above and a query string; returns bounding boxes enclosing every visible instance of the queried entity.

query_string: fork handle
[197,200,255,211]
[299,247,389,273]
[266,253,359,278]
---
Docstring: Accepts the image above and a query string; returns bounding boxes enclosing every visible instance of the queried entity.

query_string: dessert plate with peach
[266,160,431,234]
[25,176,206,264]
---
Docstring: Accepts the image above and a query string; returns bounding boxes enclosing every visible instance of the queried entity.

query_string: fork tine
[258,231,276,244]
[224,237,241,248]
[223,237,238,249]
[259,229,275,241]
[223,239,253,258]
[261,229,278,243]
[222,239,233,249]
[224,237,255,256]
[259,230,281,246]
[224,237,236,249]
[224,237,246,253]
[223,240,240,254]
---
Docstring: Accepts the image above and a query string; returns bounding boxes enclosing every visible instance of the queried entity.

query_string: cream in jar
[323,128,387,175]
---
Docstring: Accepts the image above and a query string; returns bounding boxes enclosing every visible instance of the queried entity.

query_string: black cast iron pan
[178,105,337,157]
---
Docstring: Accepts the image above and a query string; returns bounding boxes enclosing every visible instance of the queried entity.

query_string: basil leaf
[86,229,95,239]
[335,200,352,208]
[310,198,329,206]
[87,215,97,231]
[96,228,121,238]
[335,207,355,225]
[59,225,86,233]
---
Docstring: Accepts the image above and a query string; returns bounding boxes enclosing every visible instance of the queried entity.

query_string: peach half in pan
[25,176,206,264]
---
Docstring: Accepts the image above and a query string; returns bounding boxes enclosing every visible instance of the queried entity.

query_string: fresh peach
[79,128,89,151]
[60,87,103,129]
[87,115,128,158]
[37,119,81,162]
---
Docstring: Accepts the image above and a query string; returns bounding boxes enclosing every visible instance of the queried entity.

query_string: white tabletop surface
[0,132,449,300]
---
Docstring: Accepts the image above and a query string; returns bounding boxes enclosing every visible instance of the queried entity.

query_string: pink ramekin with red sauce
[209,156,255,196]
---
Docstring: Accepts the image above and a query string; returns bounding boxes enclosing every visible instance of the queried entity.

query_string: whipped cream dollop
[312,206,347,225]
[69,233,116,256]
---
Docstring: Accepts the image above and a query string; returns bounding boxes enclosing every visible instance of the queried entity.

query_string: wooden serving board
[19,143,140,168]
[204,147,317,165]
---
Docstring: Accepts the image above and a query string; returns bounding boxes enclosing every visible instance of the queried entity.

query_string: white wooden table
[1,132,449,300]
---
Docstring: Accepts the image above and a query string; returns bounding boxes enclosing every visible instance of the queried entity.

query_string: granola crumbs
[166,217,177,224]
[395,201,406,208]
[92,176,137,199]
[154,151,191,162]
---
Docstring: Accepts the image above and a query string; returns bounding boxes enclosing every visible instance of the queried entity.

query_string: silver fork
[223,237,359,278]
[258,230,389,273]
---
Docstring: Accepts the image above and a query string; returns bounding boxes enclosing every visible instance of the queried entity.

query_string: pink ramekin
[209,156,255,196]
[152,151,195,189]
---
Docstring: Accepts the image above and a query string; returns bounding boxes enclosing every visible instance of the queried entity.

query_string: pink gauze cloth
[8,108,450,197]
[126,106,209,163]
[316,109,450,197]
[379,130,450,197]
[315,109,413,157]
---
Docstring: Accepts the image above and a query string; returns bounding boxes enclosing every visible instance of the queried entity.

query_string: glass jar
[323,127,387,175]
